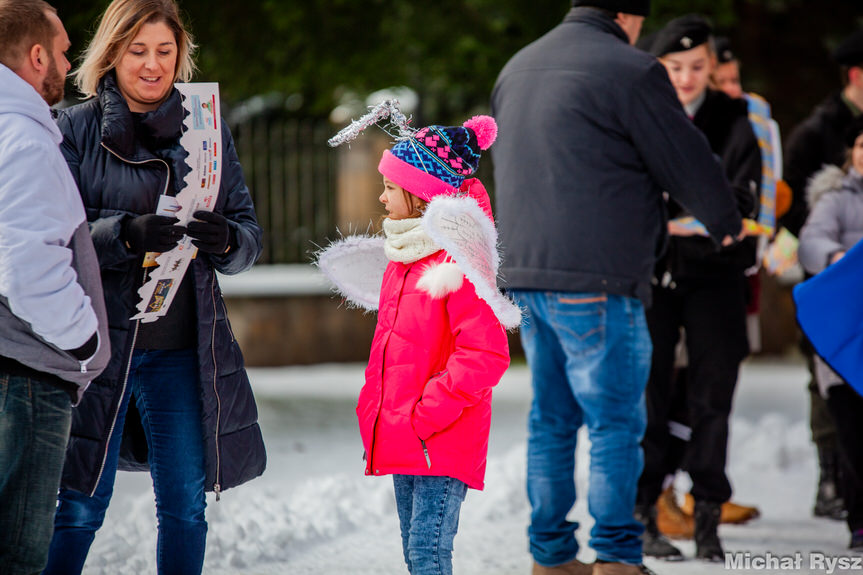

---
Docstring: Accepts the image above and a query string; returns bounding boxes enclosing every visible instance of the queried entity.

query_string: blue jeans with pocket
[511,290,651,567]
[43,348,207,575]
[393,474,468,575]
[0,371,71,575]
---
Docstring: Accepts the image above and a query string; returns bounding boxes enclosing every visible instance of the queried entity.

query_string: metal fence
[230,116,337,265]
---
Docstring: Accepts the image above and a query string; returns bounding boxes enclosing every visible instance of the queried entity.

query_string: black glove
[66,332,98,361]
[186,210,233,254]
[123,214,185,254]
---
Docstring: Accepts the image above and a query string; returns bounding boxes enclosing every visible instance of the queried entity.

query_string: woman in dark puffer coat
[43,1,265,573]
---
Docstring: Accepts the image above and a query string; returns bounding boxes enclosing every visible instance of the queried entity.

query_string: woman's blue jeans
[44,348,207,575]
[511,291,652,567]
[393,475,468,575]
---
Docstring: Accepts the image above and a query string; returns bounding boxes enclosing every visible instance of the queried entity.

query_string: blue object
[794,238,863,397]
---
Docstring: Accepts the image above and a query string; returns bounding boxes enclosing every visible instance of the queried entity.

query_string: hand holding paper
[124,214,186,254]
[187,210,231,254]
[132,82,222,323]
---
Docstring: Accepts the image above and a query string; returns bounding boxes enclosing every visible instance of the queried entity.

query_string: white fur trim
[806,164,846,207]
[422,195,523,330]
[417,262,464,299]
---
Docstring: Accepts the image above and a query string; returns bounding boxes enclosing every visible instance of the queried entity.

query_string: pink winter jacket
[358,249,510,490]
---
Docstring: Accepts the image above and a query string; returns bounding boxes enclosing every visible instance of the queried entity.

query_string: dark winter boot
[634,504,683,561]
[693,500,724,562]
[814,446,847,520]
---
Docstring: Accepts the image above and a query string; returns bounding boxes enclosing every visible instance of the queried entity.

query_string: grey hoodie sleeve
[799,191,846,275]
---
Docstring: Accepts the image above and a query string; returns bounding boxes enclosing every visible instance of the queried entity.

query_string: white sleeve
[0,141,97,350]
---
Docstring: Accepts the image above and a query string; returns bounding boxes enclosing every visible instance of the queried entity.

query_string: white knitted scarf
[383,217,440,263]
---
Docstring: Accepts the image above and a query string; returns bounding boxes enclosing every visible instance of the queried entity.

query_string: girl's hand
[830,251,846,265]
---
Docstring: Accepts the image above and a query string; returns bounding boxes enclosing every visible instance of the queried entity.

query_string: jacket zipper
[220,297,235,343]
[100,142,172,196]
[92,316,139,496]
[421,439,432,469]
[90,143,171,496]
[210,272,223,500]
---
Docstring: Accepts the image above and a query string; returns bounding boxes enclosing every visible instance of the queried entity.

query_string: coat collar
[97,70,184,161]
[563,6,630,45]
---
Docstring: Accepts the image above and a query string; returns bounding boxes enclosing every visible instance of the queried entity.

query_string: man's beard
[40,52,65,106]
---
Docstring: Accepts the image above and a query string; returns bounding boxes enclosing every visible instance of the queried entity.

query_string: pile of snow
[79,360,856,574]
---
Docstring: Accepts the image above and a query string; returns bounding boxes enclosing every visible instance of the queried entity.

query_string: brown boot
[533,558,593,575]
[682,492,760,525]
[592,561,657,574]
[655,486,694,540]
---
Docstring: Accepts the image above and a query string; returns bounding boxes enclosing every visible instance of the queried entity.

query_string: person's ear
[850,66,863,87]
[27,42,47,74]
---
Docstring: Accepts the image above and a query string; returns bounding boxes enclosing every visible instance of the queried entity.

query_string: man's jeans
[0,372,71,575]
[512,291,651,567]
[393,475,468,575]
[44,349,207,575]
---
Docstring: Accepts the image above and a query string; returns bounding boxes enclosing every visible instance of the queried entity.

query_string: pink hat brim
[378,150,457,203]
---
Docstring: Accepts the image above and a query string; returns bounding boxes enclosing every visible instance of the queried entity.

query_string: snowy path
[80,358,858,574]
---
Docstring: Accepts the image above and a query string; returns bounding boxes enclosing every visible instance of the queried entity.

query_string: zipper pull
[214,483,221,502]
[421,440,431,469]
[660,271,673,288]
[79,360,87,374]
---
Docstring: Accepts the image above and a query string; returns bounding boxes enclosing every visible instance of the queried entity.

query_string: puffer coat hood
[359,249,510,490]
[55,72,265,496]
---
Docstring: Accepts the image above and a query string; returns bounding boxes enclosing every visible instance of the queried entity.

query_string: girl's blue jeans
[393,474,468,575]
[43,348,207,575]
[512,290,652,567]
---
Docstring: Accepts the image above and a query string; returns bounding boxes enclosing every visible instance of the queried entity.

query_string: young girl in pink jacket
[319,108,519,574]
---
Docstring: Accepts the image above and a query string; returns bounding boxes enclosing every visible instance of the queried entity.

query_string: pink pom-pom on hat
[463,115,498,150]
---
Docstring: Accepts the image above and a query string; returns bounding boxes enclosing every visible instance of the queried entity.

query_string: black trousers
[637,274,749,506]
[826,383,863,532]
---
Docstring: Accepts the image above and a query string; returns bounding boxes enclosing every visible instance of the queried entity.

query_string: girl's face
[853,134,863,175]
[379,177,415,220]
[116,21,177,113]
[713,61,743,100]
[661,44,715,108]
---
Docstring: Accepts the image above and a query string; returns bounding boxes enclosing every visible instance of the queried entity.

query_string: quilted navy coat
[55,72,266,497]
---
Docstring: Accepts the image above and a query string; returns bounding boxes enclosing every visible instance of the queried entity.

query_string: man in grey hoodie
[0,2,109,573]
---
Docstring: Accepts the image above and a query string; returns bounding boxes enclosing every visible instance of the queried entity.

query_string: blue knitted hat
[378,116,497,202]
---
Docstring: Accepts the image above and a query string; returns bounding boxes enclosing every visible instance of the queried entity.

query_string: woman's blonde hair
[74,0,196,98]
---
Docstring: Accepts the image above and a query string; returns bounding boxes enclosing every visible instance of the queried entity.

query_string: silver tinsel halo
[327,99,413,147]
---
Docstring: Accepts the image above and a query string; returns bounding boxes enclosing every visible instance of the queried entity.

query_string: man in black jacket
[781,29,863,522]
[491,1,742,574]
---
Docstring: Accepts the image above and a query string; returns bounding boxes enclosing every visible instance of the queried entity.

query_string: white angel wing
[315,235,387,311]
[422,196,522,329]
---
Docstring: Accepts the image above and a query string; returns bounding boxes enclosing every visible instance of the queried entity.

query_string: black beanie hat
[715,36,736,64]
[649,14,713,57]
[834,29,863,67]
[571,0,651,17]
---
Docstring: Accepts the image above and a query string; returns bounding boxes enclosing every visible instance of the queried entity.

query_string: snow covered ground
[79,357,860,575]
